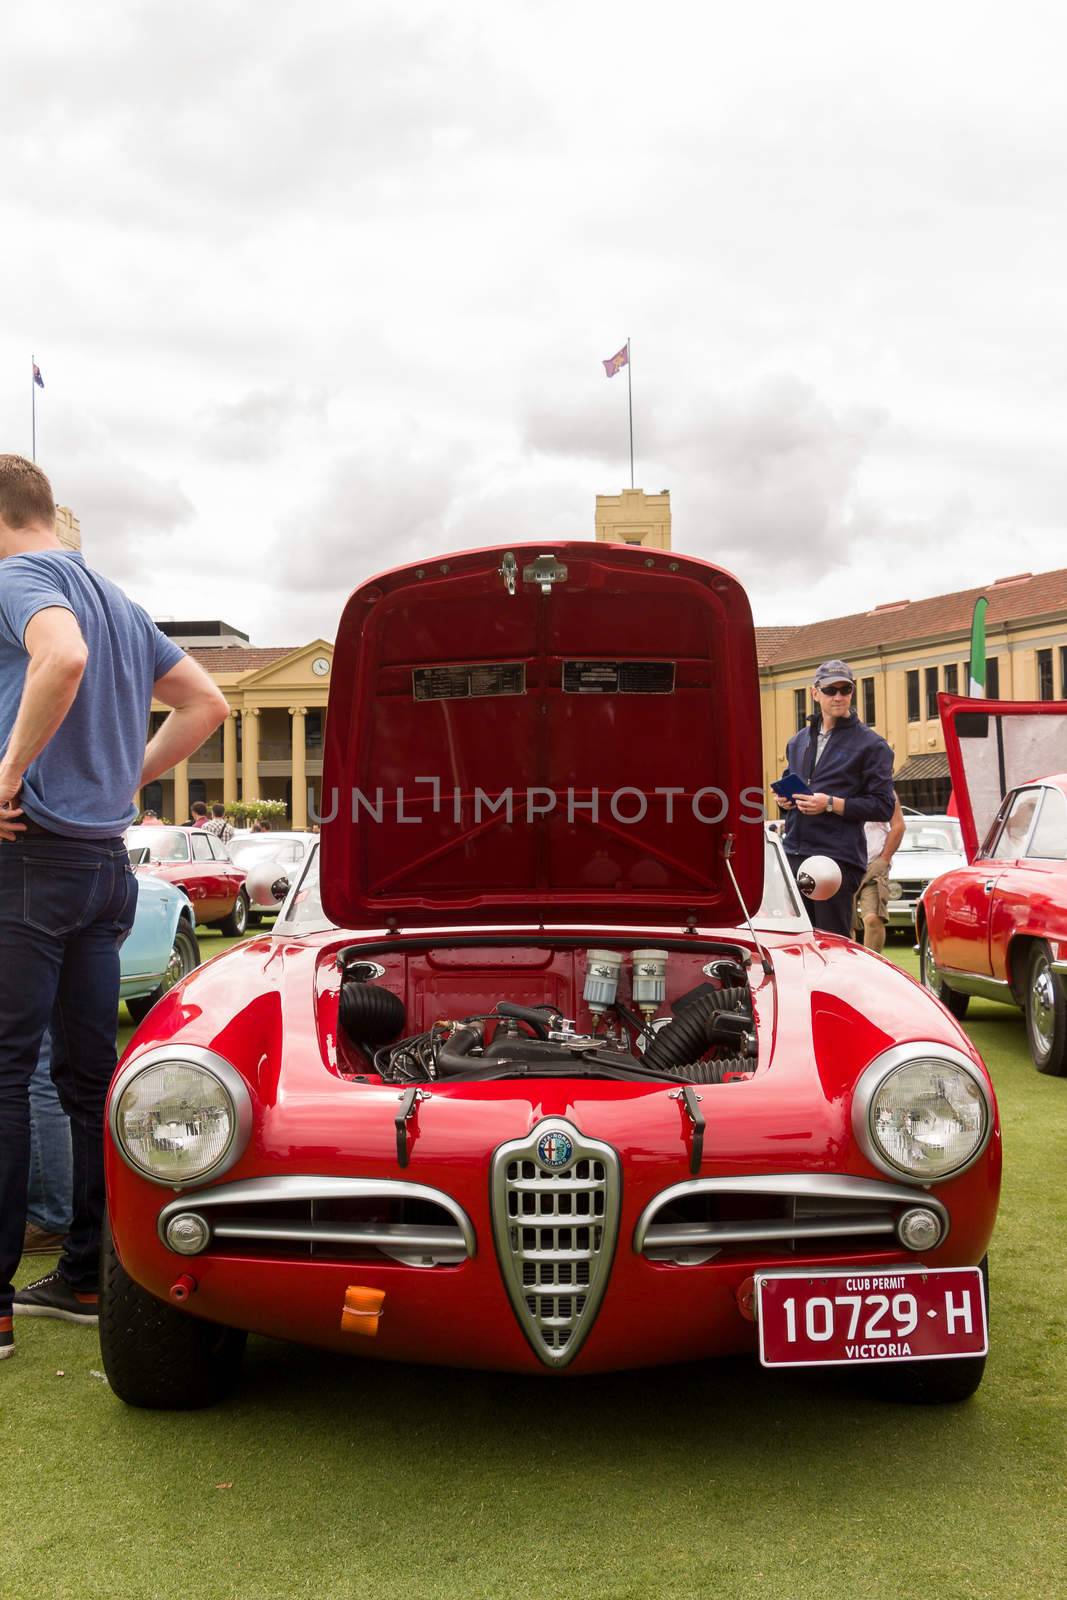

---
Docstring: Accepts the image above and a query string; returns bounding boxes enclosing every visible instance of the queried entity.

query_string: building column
[223,708,238,805]
[290,707,307,828]
[241,707,260,801]
[172,759,189,824]
[132,786,142,818]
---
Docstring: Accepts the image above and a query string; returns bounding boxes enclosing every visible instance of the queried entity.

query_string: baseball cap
[813,659,856,688]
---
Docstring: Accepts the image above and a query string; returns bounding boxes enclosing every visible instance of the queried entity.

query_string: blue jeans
[27,1032,73,1234]
[0,835,136,1315]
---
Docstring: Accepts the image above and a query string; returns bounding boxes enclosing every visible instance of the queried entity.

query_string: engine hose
[641,986,751,1075]
[494,1002,555,1038]
[667,1053,751,1085]
[338,981,407,1047]
[435,1023,486,1077]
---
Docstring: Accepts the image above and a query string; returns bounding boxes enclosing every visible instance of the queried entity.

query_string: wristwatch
[825,796,834,815]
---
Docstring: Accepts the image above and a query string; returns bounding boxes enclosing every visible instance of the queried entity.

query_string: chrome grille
[492,1123,620,1368]
[633,1174,949,1265]
[157,1176,476,1268]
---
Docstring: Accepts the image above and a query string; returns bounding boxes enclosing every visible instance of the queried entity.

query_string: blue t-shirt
[0,550,184,838]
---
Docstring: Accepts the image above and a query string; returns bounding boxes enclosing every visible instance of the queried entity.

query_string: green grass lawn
[2,935,1064,1600]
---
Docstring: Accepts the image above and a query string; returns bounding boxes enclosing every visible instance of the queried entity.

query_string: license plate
[755,1267,988,1368]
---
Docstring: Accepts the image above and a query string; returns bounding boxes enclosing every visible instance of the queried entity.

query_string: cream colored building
[137,637,334,827]
[595,488,672,548]
[758,568,1067,811]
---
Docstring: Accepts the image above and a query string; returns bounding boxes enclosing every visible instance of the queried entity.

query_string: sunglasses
[819,683,853,696]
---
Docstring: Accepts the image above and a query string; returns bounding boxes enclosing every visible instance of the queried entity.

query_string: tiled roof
[756,566,1067,671]
[755,625,801,667]
[186,646,296,674]
[894,753,950,782]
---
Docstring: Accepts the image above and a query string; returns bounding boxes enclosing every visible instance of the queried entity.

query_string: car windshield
[897,819,962,854]
[229,837,303,867]
[125,827,189,863]
[278,836,804,933]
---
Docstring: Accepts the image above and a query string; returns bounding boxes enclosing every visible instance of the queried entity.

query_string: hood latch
[522,554,568,595]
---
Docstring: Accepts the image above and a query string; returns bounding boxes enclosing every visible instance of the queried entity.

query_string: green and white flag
[968,596,988,696]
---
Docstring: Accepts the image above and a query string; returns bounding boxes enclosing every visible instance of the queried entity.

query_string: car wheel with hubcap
[1025,941,1067,1075]
[919,926,969,1020]
[216,889,249,937]
[99,1215,246,1409]
[125,923,201,1025]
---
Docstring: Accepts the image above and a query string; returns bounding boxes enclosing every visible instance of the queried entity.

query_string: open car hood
[940,693,1067,860]
[320,542,764,930]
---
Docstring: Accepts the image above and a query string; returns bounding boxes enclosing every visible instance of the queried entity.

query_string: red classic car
[101,545,1000,1409]
[918,695,1067,1074]
[126,825,250,936]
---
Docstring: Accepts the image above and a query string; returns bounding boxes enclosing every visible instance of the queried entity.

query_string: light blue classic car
[120,870,201,1023]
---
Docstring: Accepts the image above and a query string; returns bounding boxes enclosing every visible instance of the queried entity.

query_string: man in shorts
[855,794,905,953]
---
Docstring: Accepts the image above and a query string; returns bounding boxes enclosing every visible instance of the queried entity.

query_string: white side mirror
[796,854,842,901]
[245,860,290,907]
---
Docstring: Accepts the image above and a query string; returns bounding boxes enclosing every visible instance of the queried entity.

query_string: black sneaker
[13,1270,99,1325]
[0,1324,12,1361]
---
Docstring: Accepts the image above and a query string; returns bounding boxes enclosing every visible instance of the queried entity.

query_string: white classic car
[886,815,966,929]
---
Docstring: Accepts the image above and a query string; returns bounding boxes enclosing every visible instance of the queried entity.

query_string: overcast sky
[3,1,1067,647]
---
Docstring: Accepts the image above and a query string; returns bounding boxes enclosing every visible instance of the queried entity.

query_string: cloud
[269,430,470,597]
[198,388,329,463]
[63,459,196,583]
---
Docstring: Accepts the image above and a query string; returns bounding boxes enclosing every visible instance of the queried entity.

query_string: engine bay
[331,938,761,1087]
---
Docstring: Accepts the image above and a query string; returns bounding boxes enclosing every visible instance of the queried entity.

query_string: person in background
[139,808,163,825]
[23,1032,70,1255]
[855,793,906,953]
[0,452,228,1361]
[190,800,209,827]
[202,801,234,845]
[777,659,896,938]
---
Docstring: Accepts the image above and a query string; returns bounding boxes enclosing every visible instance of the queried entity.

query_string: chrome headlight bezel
[851,1041,994,1185]
[109,1046,253,1190]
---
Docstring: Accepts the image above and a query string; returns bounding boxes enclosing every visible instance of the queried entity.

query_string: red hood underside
[321,542,764,930]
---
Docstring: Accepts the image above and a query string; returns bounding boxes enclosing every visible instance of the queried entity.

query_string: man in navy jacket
[779,659,895,936]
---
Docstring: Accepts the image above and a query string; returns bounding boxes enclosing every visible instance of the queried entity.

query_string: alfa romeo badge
[537,1129,573,1168]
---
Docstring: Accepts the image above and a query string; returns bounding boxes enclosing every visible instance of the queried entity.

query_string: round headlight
[110,1048,252,1187]
[852,1044,993,1183]
[887,880,904,900]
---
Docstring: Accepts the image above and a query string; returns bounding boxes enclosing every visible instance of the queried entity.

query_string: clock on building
[311,656,330,676]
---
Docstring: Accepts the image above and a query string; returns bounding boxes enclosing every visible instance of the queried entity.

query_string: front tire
[866,1257,989,1405]
[1025,941,1067,1075]
[919,926,970,1019]
[99,1216,246,1409]
[125,923,201,1025]
[217,889,249,937]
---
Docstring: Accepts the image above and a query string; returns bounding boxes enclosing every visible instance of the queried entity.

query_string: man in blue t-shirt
[0,454,228,1360]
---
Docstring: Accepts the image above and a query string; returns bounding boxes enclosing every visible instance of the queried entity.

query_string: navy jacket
[780,712,895,871]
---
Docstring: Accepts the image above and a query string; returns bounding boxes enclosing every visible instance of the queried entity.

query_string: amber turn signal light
[340,1285,386,1338]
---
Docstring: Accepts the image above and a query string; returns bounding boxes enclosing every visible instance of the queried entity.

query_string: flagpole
[627,337,634,489]
[31,353,36,462]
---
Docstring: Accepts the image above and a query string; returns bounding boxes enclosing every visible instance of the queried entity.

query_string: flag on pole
[602,344,628,378]
[32,362,44,389]
[968,596,988,696]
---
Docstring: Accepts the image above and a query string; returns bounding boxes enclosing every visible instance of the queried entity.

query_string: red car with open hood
[101,545,1000,1408]
[918,694,1067,1074]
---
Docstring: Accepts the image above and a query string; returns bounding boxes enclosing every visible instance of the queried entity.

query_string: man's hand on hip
[0,761,26,841]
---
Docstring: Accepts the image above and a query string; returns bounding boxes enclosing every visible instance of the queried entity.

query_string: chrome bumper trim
[157,1174,476,1265]
[633,1173,950,1259]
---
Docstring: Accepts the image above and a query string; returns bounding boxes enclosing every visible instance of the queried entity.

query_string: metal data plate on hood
[563,661,676,694]
[413,664,526,702]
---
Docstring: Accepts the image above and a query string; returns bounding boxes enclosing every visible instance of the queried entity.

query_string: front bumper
[109,1159,997,1375]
